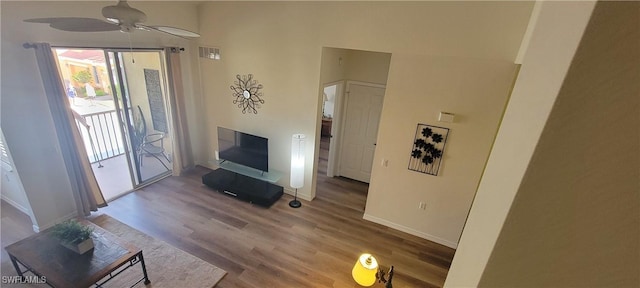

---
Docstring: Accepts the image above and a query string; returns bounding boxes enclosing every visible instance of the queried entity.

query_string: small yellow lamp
[352,253,378,286]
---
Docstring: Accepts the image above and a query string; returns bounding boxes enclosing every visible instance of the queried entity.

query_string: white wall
[344,49,393,85]
[0,1,200,230]
[478,1,639,286]
[445,1,598,286]
[365,54,519,248]
[0,129,35,223]
[319,48,349,85]
[196,1,533,247]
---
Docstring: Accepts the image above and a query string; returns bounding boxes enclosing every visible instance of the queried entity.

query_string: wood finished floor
[1,138,455,287]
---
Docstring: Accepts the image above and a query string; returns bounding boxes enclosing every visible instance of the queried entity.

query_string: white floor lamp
[289,134,305,208]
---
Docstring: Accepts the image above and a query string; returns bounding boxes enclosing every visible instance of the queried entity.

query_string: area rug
[93,215,226,287]
[1,215,226,287]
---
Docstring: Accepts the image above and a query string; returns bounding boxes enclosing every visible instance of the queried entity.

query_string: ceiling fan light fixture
[101,1,147,24]
[105,18,120,24]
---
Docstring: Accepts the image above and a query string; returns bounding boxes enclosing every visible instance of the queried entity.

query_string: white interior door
[338,83,385,183]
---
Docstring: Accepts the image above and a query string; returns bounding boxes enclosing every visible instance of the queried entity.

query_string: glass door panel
[107,50,173,186]
[105,51,140,186]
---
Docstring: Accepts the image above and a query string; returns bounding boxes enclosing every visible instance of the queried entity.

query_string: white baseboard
[1,194,31,215]
[363,213,458,249]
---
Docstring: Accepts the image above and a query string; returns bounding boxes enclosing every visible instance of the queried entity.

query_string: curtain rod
[22,43,184,52]
[169,47,185,53]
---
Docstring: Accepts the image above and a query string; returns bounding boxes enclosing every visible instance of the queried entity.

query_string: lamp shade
[352,253,378,287]
[290,134,306,189]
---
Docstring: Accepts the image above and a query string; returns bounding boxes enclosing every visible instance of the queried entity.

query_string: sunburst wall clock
[230,74,264,114]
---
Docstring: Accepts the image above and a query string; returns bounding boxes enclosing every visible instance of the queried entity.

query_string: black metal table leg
[138,252,151,285]
[9,254,24,277]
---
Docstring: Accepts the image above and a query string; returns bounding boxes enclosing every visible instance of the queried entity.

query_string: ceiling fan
[24,0,200,38]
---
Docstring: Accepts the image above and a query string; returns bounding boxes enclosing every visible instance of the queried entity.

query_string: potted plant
[50,220,95,254]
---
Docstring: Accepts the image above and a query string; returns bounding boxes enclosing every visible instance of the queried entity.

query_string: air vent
[199,46,220,60]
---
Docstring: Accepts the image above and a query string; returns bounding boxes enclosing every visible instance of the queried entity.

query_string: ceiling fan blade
[25,17,120,32]
[142,24,200,38]
[24,18,64,23]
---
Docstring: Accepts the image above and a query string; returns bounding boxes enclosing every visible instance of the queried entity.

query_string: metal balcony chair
[133,106,170,170]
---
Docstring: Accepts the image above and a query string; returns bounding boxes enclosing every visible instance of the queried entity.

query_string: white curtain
[26,42,106,216]
[165,47,194,175]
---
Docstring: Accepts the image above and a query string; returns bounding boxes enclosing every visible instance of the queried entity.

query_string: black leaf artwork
[408,124,449,175]
[411,149,422,158]
[421,127,433,138]
[424,143,435,153]
[422,155,434,164]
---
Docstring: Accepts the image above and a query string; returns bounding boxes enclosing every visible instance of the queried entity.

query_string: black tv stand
[202,168,283,207]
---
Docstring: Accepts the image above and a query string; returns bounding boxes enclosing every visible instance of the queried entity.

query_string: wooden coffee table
[5,221,150,287]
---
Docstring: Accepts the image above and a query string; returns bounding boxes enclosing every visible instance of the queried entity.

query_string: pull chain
[127,32,135,63]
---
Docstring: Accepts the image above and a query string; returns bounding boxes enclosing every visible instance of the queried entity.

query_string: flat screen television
[217,127,269,172]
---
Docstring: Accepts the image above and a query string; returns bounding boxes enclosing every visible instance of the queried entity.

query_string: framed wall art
[143,69,168,133]
[408,124,449,176]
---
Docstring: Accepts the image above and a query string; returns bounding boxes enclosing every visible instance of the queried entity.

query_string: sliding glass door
[53,48,173,200]
[106,49,173,186]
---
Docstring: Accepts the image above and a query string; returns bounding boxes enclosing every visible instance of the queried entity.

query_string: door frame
[322,81,344,177]
[336,80,386,179]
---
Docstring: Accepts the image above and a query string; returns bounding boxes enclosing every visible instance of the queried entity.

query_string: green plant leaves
[51,220,94,245]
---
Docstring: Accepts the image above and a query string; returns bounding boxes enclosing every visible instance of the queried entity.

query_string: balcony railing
[75,109,126,163]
